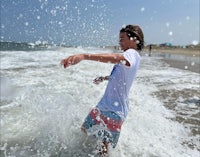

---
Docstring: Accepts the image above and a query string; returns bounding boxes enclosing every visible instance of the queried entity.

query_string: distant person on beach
[61,24,144,156]
[149,44,152,56]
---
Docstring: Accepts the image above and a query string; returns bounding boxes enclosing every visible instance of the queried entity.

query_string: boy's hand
[93,77,104,84]
[61,54,84,68]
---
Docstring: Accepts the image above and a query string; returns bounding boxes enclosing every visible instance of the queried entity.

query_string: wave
[0,41,56,51]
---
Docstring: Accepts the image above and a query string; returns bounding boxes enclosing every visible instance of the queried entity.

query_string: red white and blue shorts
[82,108,123,148]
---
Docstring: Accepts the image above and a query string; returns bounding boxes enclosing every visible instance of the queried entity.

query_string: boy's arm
[84,53,125,64]
[60,53,130,68]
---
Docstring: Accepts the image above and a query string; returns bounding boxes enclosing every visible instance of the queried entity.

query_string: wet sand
[146,48,200,151]
[154,88,200,151]
[146,47,200,57]
[162,59,200,73]
[144,47,200,73]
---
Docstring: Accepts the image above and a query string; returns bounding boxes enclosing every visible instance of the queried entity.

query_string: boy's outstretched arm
[60,53,129,68]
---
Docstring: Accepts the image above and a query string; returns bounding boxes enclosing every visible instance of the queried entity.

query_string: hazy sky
[0,0,199,46]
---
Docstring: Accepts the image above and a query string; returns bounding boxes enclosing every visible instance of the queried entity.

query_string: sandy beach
[162,59,199,73]
[143,47,200,73]
[144,47,200,56]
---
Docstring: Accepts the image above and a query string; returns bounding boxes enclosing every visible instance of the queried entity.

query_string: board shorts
[82,108,123,148]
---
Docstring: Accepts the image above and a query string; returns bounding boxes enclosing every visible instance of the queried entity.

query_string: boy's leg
[81,125,109,156]
[99,141,109,156]
[81,125,86,134]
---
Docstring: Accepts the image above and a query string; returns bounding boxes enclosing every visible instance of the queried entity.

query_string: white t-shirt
[97,49,140,120]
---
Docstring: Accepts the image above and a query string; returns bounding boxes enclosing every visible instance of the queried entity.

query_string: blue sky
[0,0,199,46]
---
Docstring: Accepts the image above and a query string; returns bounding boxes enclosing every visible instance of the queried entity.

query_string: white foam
[0,48,199,157]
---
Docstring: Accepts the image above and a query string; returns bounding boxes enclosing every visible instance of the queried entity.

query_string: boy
[61,24,144,155]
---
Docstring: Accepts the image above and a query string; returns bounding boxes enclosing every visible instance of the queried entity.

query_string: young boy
[61,24,144,155]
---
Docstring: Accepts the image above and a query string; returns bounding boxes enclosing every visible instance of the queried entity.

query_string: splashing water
[0,48,199,157]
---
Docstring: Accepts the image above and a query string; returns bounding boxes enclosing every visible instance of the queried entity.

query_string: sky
[0,0,199,47]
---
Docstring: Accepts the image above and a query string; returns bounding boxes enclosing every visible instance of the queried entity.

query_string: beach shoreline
[162,59,200,73]
[142,47,200,73]
[143,46,200,57]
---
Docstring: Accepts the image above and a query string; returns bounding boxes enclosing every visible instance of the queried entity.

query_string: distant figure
[149,44,152,56]
[61,24,144,156]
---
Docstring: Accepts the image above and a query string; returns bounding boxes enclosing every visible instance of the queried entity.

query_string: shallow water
[0,48,199,157]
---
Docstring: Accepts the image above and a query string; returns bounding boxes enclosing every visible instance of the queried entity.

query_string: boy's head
[119,25,144,51]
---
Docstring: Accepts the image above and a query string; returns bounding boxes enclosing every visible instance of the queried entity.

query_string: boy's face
[119,32,136,51]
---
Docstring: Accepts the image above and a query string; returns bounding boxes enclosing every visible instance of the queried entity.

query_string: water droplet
[191,62,195,66]
[184,66,188,69]
[24,22,29,26]
[168,31,173,36]
[140,7,145,12]
[165,22,170,27]
[121,60,126,65]
[186,16,190,20]
[192,40,198,45]
[114,101,119,106]
[96,116,100,121]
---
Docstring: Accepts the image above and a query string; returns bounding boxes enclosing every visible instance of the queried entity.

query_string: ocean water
[0,48,199,157]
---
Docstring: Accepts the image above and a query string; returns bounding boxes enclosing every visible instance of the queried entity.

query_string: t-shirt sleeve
[122,49,138,67]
